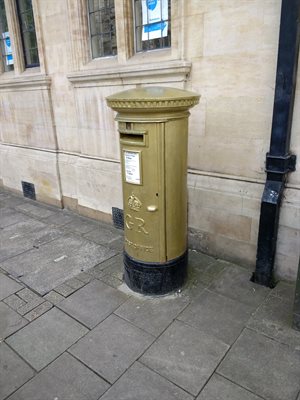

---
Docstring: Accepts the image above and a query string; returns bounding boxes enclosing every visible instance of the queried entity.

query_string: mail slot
[107,86,200,294]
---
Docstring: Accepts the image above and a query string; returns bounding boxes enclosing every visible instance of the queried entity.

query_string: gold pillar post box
[107,87,199,295]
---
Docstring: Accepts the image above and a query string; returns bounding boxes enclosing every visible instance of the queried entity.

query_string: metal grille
[88,0,117,58]
[21,181,36,200]
[0,0,14,72]
[112,207,124,230]
[16,0,39,68]
[133,0,171,53]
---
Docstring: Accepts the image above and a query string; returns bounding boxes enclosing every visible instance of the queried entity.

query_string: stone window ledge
[67,60,192,88]
[0,74,51,91]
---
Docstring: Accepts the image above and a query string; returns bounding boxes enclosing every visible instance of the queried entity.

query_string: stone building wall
[0,0,299,280]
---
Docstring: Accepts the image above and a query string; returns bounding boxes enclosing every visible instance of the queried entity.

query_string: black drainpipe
[251,0,300,287]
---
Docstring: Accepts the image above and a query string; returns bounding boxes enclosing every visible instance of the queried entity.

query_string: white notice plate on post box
[124,151,141,184]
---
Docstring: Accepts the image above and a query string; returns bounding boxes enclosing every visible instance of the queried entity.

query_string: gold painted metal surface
[107,86,200,263]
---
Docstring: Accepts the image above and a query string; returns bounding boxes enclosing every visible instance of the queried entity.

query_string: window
[16,0,39,67]
[88,0,117,58]
[133,0,171,53]
[0,0,14,72]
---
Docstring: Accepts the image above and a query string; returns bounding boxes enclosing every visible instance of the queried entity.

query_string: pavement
[0,188,300,400]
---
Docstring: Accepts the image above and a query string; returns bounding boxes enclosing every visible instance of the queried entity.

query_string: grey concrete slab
[141,320,229,396]
[0,196,27,208]
[70,314,154,383]
[0,208,34,228]
[0,302,28,339]
[42,211,75,227]
[209,265,270,308]
[187,251,226,287]
[83,223,123,246]
[62,215,100,234]
[43,290,64,305]
[0,220,62,262]
[88,253,123,279]
[196,374,263,400]
[218,328,300,400]
[7,353,109,400]
[7,308,88,371]
[100,362,193,400]
[0,343,34,400]
[178,289,254,345]
[115,294,189,336]
[0,274,23,300]
[24,301,53,321]
[57,280,128,328]
[1,234,115,294]
[247,295,300,349]
[15,202,57,219]
[270,281,296,303]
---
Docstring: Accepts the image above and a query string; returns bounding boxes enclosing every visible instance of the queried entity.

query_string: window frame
[132,0,171,54]
[87,0,118,60]
[15,0,40,68]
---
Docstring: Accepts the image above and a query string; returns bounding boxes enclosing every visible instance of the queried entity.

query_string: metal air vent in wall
[112,207,124,230]
[21,181,36,200]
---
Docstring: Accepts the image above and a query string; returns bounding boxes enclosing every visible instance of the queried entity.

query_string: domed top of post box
[106,86,200,113]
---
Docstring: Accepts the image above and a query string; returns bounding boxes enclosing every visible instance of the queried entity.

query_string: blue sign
[147,0,158,11]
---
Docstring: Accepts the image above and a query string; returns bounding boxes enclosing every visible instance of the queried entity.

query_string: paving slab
[15,202,57,219]
[62,215,100,234]
[88,253,123,280]
[84,224,123,246]
[178,289,254,345]
[0,208,35,229]
[58,280,128,328]
[270,281,296,303]
[247,295,300,349]
[0,302,28,339]
[43,290,64,305]
[115,294,189,336]
[218,328,300,400]
[1,234,116,294]
[187,251,226,287]
[141,320,229,396]
[41,211,75,227]
[196,374,263,400]
[24,301,53,321]
[209,265,270,307]
[100,362,193,400]
[0,219,55,262]
[0,195,27,208]
[7,308,88,371]
[0,274,23,300]
[7,352,110,400]
[0,343,34,400]
[70,314,154,383]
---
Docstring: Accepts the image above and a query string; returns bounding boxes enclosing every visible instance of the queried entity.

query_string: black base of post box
[123,251,188,295]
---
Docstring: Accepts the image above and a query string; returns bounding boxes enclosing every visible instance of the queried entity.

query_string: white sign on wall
[142,0,168,41]
[2,32,13,65]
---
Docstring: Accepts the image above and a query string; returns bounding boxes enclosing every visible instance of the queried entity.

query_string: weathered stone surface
[100,362,193,400]
[218,329,300,400]
[209,265,270,307]
[178,289,253,345]
[141,320,229,396]
[70,314,154,383]
[15,202,57,219]
[1,234,116,295]
[0,302,28,339]
[247,295,300,349]
[0,343,34,400]
[115,294,189,336]
[196,374,263,400]
[24,301,53,321]
[83,224,122,246]
[0,274,23,301]
[62,215,99,234]
[7,353,109,400]
[7,308,88,371]
[58,280,128,328]
[43,290,65,305]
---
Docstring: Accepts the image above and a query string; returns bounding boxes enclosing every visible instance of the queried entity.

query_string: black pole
[252,0,299,287]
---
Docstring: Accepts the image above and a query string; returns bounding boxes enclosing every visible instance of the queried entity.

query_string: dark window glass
[0,0,14,71]
[88,0,117,58]
[133,0,171,53]
[16,0,39,67]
